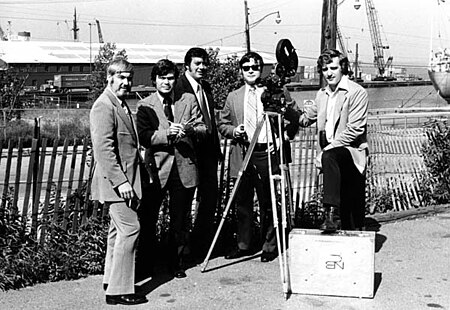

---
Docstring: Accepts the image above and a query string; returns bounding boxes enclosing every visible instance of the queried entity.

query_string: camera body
[257,39,298,113]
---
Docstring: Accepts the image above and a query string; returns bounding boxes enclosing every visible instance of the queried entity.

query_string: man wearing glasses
[218,52,295,263]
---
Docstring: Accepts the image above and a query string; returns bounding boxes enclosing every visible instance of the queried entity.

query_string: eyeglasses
[241,65,260,72]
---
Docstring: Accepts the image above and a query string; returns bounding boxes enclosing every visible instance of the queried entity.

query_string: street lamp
[88,22,92,73]
[244,0,281,52]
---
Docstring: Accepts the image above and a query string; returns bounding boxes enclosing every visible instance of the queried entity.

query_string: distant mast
[72,7,79,42]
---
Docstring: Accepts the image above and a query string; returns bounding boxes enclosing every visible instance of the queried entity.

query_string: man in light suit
[90,59,147,305]
[218,52,295,263]
[284,48,368,232]
[136,59,206,279]
[173,47,222,260]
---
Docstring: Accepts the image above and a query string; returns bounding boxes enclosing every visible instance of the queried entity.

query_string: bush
[421,119,450,204]
[0,185,108,291]
[1,116,90,148]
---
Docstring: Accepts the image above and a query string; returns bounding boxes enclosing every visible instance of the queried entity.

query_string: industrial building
[0,38,277,91]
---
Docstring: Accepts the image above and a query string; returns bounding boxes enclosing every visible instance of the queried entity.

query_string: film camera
[257,39,298,113]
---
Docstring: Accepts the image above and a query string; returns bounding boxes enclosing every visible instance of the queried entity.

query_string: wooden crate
[288,228,375,298]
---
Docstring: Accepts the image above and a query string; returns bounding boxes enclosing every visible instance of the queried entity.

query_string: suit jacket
[136,92,206,188]
[299,77,369,172]
[90,88,142,202]
[174,74,221,159]
[218,85,293,178]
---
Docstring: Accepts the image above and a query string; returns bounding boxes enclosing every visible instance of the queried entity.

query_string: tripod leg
[265,114,287,295]
[277,113,291,296]
[201,118,265,272]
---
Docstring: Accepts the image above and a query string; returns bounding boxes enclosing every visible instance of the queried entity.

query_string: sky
[0,0,449,72]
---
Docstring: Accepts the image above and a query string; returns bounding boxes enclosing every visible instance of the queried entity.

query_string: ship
[428,49,450,103]
[428,0,450,103]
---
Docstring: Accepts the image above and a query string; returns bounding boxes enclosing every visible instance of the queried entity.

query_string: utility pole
[72,7,79,41]
[320,0,337,86]
[354,43,359,79]
[320,0,337,52]
[244,0,251,52]
[88,23,92,73]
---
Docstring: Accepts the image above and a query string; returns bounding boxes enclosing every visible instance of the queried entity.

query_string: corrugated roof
[0,41,277,64]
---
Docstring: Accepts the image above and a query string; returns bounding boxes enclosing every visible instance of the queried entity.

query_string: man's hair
[317,49,350,75]
[107,58,134,76]
[184,47,209,67]
[151,59,179,83]
[239,51,264,71]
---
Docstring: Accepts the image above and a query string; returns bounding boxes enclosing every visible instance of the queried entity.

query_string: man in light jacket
[285,48,368,232]
[90,58,147,305]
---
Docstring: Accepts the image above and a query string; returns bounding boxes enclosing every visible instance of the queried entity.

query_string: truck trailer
[52,74,92,93]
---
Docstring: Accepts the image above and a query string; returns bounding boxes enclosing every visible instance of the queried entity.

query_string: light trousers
[103,201,140,295]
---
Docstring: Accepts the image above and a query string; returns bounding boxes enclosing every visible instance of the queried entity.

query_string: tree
[89,43,127,101]
[0,70,27,120]
[205,48,243,110]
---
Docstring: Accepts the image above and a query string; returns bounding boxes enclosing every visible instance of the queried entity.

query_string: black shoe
[173,268,187,278]
[261,251,277,263]
[103,283,108,291]
[320,205,339,233]
[225,248,252,260]
[105,294,148,305]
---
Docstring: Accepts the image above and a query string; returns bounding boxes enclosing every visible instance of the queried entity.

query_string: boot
[320,205,339,233]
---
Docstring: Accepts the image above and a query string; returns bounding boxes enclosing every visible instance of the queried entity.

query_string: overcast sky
[0,0,448,69]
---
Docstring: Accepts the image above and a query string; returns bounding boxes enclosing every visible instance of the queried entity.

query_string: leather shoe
[174,268,187,278]
[225,248,252,260]
[105,294,148,305]
[320,205,339,233]
[261,251,277,263]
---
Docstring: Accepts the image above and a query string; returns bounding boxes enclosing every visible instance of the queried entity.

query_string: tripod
[200,111,293,297]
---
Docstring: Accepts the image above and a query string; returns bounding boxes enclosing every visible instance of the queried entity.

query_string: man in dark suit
[136,59,206,278]
[173,47,222,260]
[90,59,147,305]
[218,52,295,263]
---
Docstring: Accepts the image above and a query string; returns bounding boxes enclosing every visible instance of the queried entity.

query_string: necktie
[198,84,212,133]
[163,97,174,122]
[245,88,258,141]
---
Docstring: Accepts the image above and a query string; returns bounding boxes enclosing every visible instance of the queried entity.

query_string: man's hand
[168,121,185,143]
[183,123,196,137]
[283,106,301,124]
[233,124,247,140]
[117,182,134,200]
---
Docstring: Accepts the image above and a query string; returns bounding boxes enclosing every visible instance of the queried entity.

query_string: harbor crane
[95,19,104,43]
[364,0,394,80]
[337,0,394,80]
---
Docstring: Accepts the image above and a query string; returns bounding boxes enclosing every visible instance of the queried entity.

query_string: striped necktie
[245,87,258,141]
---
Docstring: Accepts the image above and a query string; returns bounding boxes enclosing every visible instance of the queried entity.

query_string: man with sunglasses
[218,51,295,262]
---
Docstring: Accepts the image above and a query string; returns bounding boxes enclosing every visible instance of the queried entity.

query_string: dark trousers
[136,163,195,273]
[322,147,366,230]
[235,149,280,253]
[190,147,219,257]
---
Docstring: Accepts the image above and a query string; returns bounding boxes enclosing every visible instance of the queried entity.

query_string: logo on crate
[325,254,344,270]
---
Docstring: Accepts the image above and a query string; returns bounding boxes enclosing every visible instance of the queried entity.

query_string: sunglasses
[241,65,260,72]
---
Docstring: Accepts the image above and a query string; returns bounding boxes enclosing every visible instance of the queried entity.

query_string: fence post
[56,103,60,139]
[33,117,41,206]
[2,110,6,140]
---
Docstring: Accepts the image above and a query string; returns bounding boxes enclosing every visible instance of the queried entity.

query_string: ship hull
[428,70,450,103]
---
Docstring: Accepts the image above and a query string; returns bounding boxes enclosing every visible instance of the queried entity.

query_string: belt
[253,143,270,152]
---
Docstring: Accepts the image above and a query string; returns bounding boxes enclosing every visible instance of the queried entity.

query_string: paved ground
[0,210,449,310]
